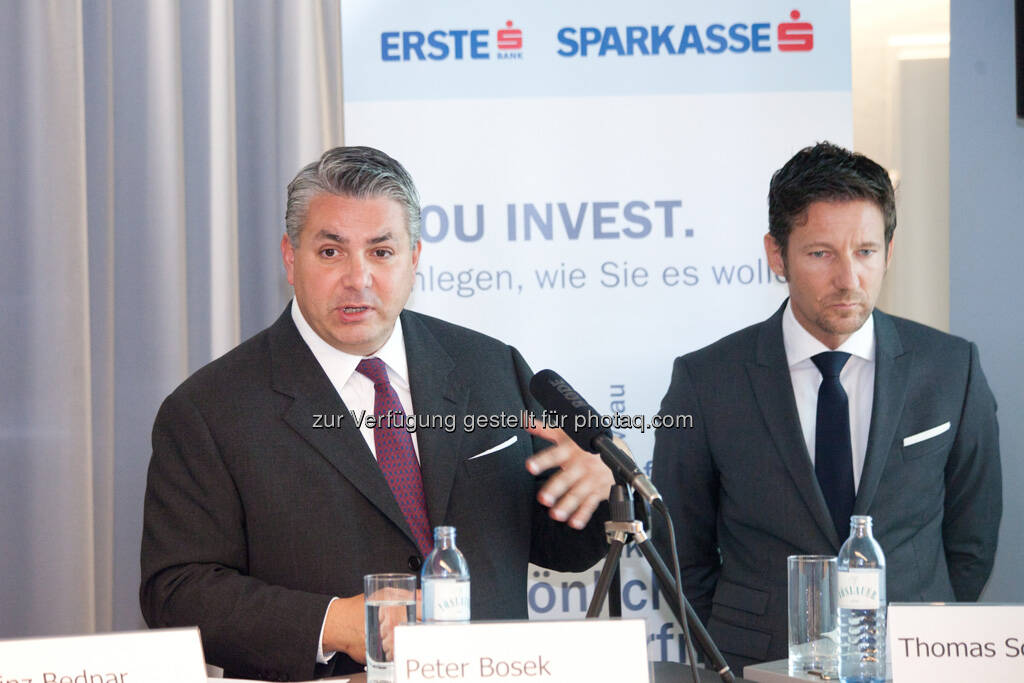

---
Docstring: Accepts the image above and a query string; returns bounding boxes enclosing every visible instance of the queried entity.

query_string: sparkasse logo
[380,19,524,61]
[556,9,814,57]
[777,10,813,51]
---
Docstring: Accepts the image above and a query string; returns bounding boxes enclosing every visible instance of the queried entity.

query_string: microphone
[529,369,661,503]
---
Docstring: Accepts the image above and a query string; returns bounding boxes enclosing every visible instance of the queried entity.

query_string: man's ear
[281,234,296,286]
[411,239,422,269]
[885,236,895,269]
[764,232,786,278]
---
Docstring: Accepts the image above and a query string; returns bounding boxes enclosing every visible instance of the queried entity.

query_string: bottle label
[838,568,882,609]
[424,580,470,621]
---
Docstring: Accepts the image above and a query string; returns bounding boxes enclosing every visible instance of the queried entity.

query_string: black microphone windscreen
[528,369,611,452]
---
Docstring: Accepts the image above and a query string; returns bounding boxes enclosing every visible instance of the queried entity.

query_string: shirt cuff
[317,597,340,665]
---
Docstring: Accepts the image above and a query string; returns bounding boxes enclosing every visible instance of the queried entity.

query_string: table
[650,661,751,681]
[742,659,829,682]
[743,658,892,682]
[217,661,752,682]
[258,662,750,682]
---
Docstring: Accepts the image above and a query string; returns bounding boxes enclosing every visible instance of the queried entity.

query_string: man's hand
[323,594,366,664]
[525,417,614,529]
[380,590,421,659]
[327,589,420,665]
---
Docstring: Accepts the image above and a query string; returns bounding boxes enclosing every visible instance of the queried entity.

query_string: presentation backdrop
[341,0,851,662]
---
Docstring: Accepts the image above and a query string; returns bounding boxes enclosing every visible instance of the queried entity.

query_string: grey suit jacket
[140,307,607,680]
[651,303,1001,670]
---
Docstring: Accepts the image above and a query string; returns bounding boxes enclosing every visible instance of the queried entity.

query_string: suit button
[408,555,423,571]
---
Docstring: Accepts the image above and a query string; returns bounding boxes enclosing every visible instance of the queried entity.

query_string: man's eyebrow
[367,232,396,245]
[315,230,347,243]
[312,231,397,245]
[799,240,883,250]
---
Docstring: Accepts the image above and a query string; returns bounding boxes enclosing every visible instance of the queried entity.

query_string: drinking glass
[364,573,417,682]
[788,555,839,678]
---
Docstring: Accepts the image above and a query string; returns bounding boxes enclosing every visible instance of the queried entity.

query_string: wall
[949,0,1024,601]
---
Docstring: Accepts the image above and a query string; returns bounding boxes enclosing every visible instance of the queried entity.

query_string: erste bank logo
[557,9,813,57]
[497,20,523,51]
[381,20,523,61]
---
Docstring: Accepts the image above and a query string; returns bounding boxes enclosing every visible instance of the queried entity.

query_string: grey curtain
[0,0,343,635]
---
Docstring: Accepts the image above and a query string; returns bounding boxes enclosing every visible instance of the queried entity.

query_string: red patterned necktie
[356,357,432,556]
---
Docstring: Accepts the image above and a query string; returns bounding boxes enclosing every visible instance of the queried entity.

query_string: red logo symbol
[497,20,523,50]
[778,10,813,52]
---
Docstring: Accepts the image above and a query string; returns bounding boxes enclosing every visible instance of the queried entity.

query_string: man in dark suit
[140,146,614,680]
[652,142,1001,672]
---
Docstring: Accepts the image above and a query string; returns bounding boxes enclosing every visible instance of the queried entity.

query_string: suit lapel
[267,308,416,545]
[749,304,842,548]
[400,311,469,529]
[854,310,909,515]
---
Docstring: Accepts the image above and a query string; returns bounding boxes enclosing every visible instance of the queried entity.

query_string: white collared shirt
[290,299,421,461]
[782,300,875,491]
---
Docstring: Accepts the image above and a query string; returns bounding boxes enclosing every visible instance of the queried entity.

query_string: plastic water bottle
[837,515,886,683]
[421,526,470,622]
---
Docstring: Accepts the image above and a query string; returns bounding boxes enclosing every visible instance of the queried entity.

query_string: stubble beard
[815,299,871,339]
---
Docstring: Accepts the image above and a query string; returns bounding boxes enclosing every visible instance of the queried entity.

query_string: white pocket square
[903,422,951,447]
[467,435,518,460]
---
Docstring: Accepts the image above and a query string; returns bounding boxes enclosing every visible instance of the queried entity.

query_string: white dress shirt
[290,299,420,664]
[781,300,875,491]
[291,299,421,460]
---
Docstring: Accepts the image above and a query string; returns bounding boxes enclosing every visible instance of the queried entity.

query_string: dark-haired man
[653,142,1001,671]
[141,146,613,680]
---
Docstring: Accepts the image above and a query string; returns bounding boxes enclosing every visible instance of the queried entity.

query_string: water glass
[364,573,417,682]
[788,555,839,678]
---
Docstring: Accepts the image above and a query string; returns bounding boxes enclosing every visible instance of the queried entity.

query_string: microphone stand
[586,482,736,683]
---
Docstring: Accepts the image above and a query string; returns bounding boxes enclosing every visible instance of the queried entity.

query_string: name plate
[0,628,207,683]
[394,620,648,682]
[889,603,1024,681]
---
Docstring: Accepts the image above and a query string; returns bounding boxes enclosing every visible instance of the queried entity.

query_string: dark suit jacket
[651,303,1001,672]
[140,308,607,681]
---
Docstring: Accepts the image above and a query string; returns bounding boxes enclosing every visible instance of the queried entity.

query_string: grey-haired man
[141,146,613,680]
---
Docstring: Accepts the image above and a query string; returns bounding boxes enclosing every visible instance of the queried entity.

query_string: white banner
[341,0,852,662]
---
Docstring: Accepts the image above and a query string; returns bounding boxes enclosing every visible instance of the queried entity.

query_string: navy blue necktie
[811,351,855,541]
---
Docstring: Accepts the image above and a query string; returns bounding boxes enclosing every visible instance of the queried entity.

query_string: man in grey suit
[140,146,614,680]
[652,142,1001,672]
